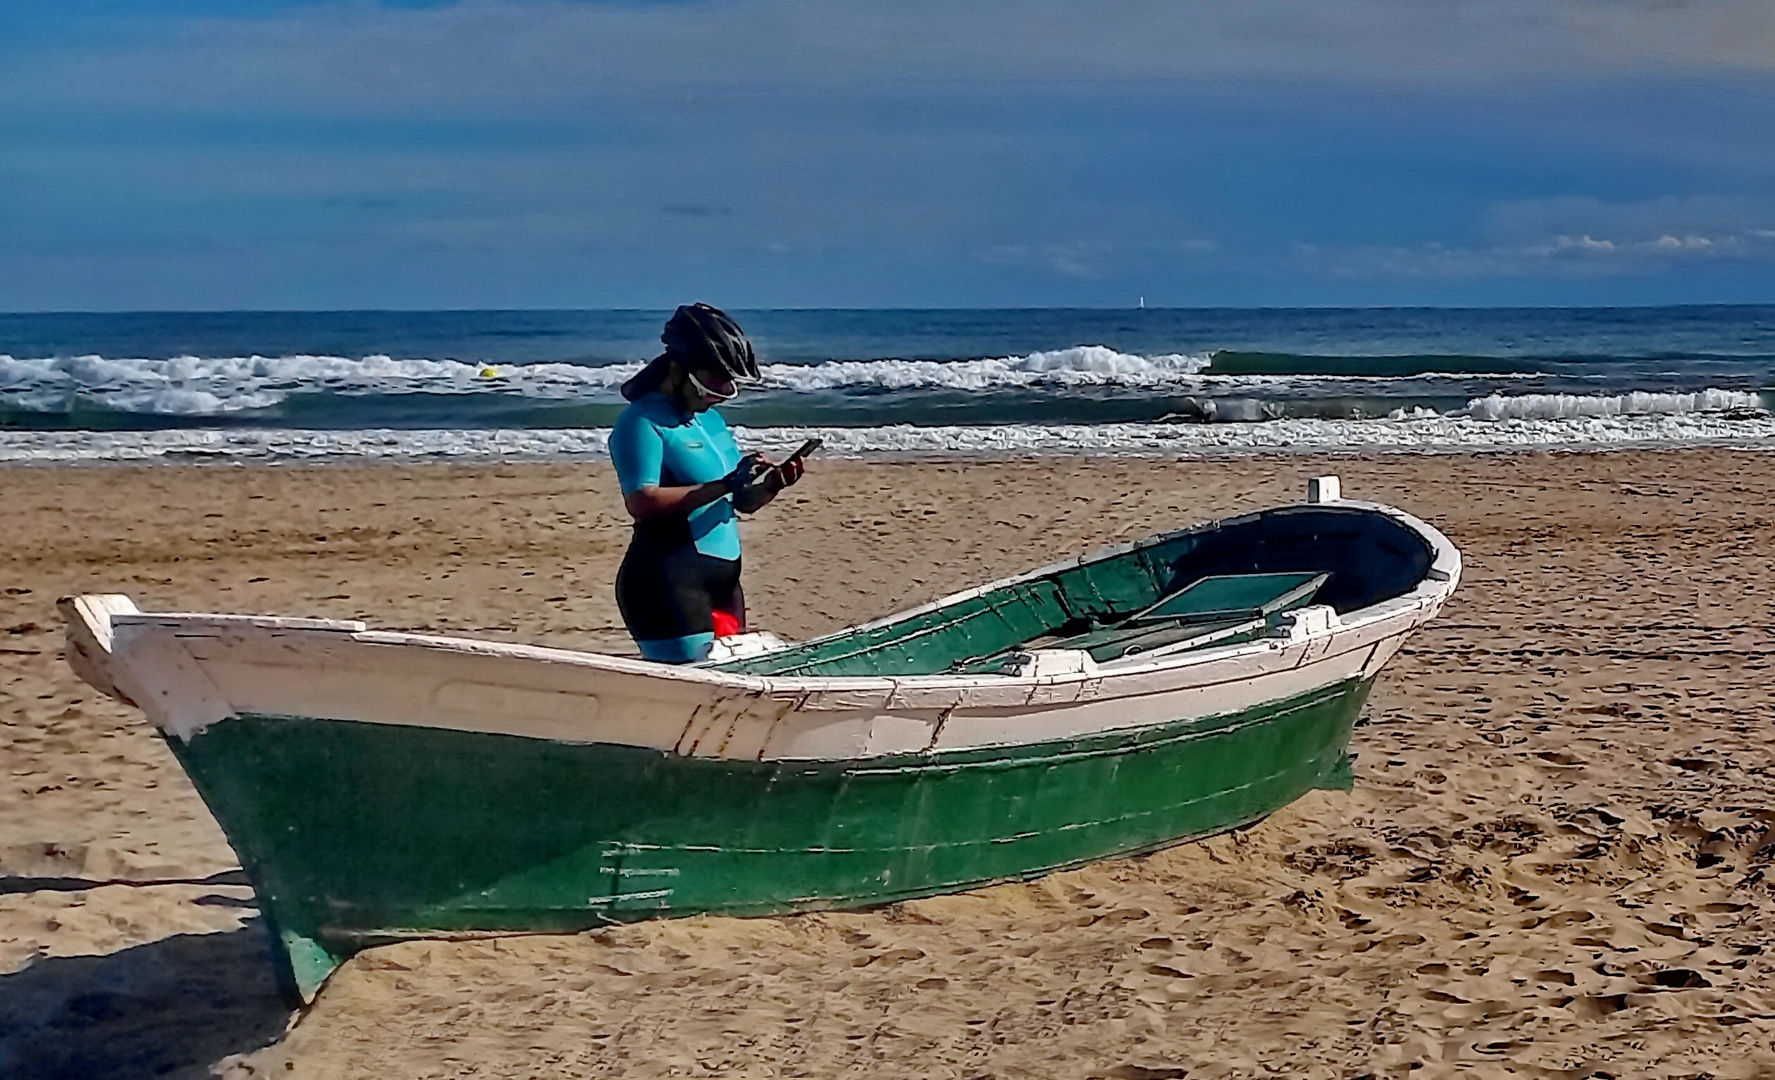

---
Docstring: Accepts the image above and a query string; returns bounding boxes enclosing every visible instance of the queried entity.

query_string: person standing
[609,303,804,663]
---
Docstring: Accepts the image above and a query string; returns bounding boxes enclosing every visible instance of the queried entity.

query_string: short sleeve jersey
[609,393,743,561]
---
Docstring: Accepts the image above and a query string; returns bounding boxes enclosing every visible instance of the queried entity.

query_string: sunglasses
[686,367,741,402]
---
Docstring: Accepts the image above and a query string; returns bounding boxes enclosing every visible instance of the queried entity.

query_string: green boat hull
[173,676,1371,1002]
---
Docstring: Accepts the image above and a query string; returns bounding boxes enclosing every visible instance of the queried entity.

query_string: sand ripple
[2,451,1772,1077]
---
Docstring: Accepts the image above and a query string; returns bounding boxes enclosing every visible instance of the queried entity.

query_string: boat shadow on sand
[0,912,292,1080]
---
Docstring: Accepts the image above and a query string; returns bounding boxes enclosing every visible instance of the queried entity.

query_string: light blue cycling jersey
[608,392,743,561]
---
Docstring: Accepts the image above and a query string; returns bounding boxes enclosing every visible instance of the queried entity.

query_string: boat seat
[947,572,1328,674]
[952,614,1269,672]
[1078,615,1266,662]
[1125,571,1328,626]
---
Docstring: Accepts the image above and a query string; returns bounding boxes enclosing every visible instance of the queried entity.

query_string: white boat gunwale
[63,495,1459,760]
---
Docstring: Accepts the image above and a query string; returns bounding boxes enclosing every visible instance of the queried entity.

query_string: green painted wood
[712,540,1193,678]
[940,572,1323,673]
[168,677,1371,1002]
[712,537,1343,679]
[727,579,1074,677]
[710,505,1443,680]
[278,927,345,1004]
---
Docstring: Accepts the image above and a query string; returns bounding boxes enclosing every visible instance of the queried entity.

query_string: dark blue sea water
[3,307,1772,460]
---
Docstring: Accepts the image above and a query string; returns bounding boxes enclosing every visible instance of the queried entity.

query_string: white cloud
[1529,228,1775,261]
[1553,234,1617,253]
[5,1,1774,307]
[1485,195,1775,253]
[1282,219,1775,284]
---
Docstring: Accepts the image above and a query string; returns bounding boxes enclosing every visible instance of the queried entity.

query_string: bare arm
[624,480,731,522]
[623,453,802,521]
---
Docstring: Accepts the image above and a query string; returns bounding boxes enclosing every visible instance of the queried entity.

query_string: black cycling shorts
[616,537,741,648]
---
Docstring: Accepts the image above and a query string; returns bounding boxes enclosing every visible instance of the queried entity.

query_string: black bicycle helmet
[660,303,760,383]
[620,302,760,401]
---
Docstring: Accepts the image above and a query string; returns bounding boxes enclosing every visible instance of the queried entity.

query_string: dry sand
[2,449,1774,1078]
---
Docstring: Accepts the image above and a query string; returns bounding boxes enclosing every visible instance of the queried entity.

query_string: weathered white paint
[434,680,601,737]
[58,594,139,705]
[109,621,233,734]
[1308,475,1342,503]
[998,649,1098,678]
[61,499,1460,762]
[705,631,790,663]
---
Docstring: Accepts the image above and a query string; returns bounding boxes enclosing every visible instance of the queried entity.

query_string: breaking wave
[759,347,1213,391]
[0,347,1222,416]
[0,351,1766,441]
[0,353,641,415]
[1455,389,1765,421]
[6,409,1775,465]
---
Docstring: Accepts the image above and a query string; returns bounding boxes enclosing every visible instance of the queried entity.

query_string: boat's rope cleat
[994,648,1099,678]
[1270,605,1342,641]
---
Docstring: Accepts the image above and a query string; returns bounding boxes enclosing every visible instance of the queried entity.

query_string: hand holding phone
[771,437,821,489]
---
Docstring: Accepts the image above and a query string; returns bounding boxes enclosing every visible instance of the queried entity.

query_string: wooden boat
[61,477,1458,1004]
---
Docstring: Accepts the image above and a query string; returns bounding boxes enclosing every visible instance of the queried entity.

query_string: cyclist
[610,303,804,662]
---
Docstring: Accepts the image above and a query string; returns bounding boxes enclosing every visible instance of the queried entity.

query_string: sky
[3,0,1775,310]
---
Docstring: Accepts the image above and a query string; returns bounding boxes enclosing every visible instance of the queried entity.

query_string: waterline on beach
[7,407,1775,464]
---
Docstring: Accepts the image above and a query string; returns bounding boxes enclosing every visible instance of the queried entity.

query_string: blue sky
[4,0,1775,310]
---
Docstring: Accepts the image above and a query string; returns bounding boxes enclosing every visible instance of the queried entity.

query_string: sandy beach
[4,448,1774,1078]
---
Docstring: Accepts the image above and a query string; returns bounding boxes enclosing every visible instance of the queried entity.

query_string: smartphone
[784,437,824,464]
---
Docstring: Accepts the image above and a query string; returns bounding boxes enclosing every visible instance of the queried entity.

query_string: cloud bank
[10,0,1775,119]
[3,0,1774,308]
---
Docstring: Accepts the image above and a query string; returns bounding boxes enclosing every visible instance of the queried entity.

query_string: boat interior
[709,505,1435,678]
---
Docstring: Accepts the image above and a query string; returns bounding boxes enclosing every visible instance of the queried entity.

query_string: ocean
[2,306,1773,462]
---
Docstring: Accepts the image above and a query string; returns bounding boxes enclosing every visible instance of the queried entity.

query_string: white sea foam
[6,410,1774,465]
[1455,388,1764,421]
[0,353,644,414]
[758,346,1213,391]
[0,347,1225,414]
[2,352,1766,440]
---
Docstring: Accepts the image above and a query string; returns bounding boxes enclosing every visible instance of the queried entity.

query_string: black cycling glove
[722,455,766,496]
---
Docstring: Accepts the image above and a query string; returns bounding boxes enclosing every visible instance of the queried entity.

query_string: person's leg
[616,544,718,663]
[709,558,745,634]
[635,632,715,664]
